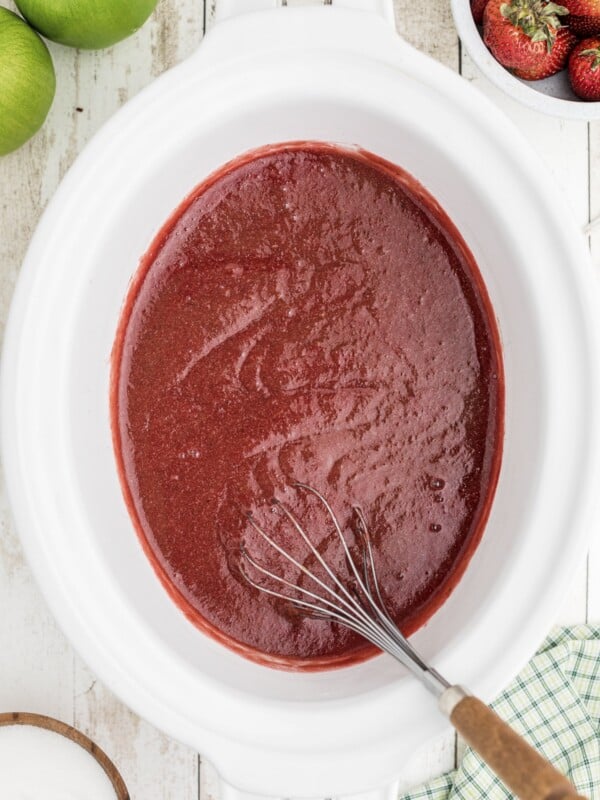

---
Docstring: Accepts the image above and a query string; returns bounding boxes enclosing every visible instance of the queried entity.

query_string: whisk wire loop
[243,512,405,655]
[239,484,449,694]
[294,485,436,675]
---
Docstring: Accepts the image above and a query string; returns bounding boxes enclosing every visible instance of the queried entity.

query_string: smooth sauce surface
[113,143,503,669]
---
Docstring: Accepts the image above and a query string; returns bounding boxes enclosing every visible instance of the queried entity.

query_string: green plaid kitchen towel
[401,625,600,800]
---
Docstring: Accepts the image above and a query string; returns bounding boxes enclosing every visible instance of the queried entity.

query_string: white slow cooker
[2,1,600,798]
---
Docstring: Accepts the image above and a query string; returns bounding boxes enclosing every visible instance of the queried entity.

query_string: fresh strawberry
[472,0,489,24]
[562,1,600,35]
[484,0,573,76]
[512,26,577,76]
[569,36,600,98]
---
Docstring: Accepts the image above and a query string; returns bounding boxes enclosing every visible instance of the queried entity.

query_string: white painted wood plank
[205,0,219,30]
[0,0,75,729]
[393,0,458,71]
[0,475,74,719]
[200,756,222,800]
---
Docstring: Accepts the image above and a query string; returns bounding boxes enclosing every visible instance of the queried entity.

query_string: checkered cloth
[401,625,600,800]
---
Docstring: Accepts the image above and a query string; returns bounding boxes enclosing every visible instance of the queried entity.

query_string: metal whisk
[240,484,584,800]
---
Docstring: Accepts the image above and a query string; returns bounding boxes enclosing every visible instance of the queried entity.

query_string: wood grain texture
[0,0,76,736]
[0,1,596,799]
[451,697,585,800]
[393,0,458,70]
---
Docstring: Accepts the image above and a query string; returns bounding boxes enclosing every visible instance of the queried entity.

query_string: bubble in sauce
[428,477,445,491]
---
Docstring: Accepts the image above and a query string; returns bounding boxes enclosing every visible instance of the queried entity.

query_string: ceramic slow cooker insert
[2,2,599,798]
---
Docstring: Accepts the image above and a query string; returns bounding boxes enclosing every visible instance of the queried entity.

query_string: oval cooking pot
[2,1,600,798]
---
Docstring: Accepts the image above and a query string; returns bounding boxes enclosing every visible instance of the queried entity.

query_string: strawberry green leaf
[500,0,569,51]
[578,47,600,70]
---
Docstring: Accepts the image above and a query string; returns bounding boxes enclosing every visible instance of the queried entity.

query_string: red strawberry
[484,0,573,77]
[513,26,577,76]
[569,36,600,98]
[472,0,489,24]
[562,1,600,35]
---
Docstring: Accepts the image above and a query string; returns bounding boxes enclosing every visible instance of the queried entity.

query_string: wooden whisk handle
[440,689,587,800]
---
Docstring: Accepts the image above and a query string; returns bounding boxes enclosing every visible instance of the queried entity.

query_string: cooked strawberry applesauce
[112,142,503,670]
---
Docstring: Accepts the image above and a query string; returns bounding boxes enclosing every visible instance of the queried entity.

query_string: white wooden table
[0,1,598,797]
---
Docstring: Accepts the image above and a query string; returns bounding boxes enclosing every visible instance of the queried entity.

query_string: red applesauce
[112,142,503,670]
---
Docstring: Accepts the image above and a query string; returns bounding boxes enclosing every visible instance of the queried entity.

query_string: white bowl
[2,3,600,798]
[451,0,600,119]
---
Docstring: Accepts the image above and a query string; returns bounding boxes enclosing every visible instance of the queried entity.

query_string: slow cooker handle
[219,777,401,800]
[441,690,587,800]
[215,0,395,26]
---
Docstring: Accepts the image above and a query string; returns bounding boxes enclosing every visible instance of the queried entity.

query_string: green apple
[15,0,160,50]
[0,8,56,156]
